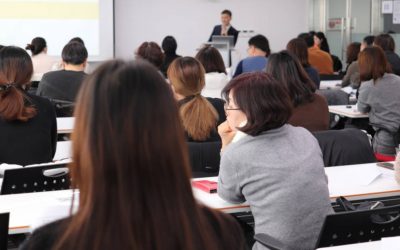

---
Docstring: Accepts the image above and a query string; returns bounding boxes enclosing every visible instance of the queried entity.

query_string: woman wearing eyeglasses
[168,57,226,142]
[218,72,332,250]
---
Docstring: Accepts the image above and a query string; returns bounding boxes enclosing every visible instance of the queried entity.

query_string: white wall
[114,0,310,62]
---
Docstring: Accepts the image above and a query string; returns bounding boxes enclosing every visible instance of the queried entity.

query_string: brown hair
[168,57,219,141]
[286,38,310,67]
[222,72,292,136]
[0,46,36,121]
[136,41,164,69]
[266,51,316,107]
[374,34,395,52]
[359,46,392,82]
[195,45,227,74]
[55,60,241,249]
[346,42,361,64]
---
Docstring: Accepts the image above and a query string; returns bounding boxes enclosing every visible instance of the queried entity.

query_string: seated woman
[341,42,361,88]
[25,37,56,78]
[217,72,332,250]
[135,41,164,74]
[286,38,320,88]
[21,60,245,249]
[168,57,225,142]
[0,46,57,165]
[357,46,400,159]
[266,51,329,132]
[195,45,229,98]
[314,31,343,73]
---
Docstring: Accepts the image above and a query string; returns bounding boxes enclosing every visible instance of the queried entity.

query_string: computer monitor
[211,35,235,49]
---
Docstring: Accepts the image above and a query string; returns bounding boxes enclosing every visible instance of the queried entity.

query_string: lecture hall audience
[341,42,361,88]
[286,38,320,88]
[21,60,245,249]
[233,34,270,77]
[195,45,229,98]
[217,72,333,250]
[135,41,164,74]
[374,33,400,76]
[160,36,181,77]
[298,33,333,75]
[167,57,225,142]
[25,37,56,78]
[37,41,88,102]
[357,46,400,159]
[0,46,56,166]
[313,31,343,73]
[266,51,329,132]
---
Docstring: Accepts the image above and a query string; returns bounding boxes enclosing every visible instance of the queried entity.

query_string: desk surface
[317,241,380,250]
[328,105,368,118]
[0,189,77,234]
[57,117,75,134]
[53,141,72,161]
[320,80,342,90]
[193,162,400,213]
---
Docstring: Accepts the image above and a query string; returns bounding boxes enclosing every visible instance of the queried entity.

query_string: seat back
[313,128,376,167]
[0,213,9,250]
[187,141,221,178]
[316,205,400,248]
[50,98,75,117]
[317,89,349,129]
[1,164,71,195]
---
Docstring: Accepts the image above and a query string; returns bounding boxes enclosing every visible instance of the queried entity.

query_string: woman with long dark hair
[0,46,56,165]
[21,60,244,249]
[266,51,329,132]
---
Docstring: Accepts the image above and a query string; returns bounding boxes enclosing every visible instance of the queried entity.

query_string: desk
[57,117,74,134]
[317,241,380,250]
[320,80,342,90]
[193,162,400,213]
[0,190,78,234]
[328,105,368,118]
[53,141,72,161]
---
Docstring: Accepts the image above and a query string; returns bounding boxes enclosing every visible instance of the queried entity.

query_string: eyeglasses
[224,103,240,111]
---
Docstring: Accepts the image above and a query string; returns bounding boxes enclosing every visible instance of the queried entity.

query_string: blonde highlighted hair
[168,57,218,141]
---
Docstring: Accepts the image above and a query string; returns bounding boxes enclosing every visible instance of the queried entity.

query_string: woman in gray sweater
[217,72,333,250]
[357,46,400,158]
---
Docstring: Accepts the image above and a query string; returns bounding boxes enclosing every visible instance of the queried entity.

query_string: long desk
[1,190,77,234]
[328,105,368,119]
[4,163,399,235]
[57,117,75,134]
[193,162,400,213]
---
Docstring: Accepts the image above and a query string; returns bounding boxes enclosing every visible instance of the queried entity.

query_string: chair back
[1,163,71,195]
[313,128,376,167]
[187,141,221,178]
[316,205,400,248]
[0,213,9,250]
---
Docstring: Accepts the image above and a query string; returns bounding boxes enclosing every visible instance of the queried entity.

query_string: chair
[187,141,221,178]
[255,205,400,249]
[1,163,71,195]
[370,123,400,162]
[0,213,9,250]
[316,89,349,129]
[50,98,75,117]
[320,74,343,81]
[313,128,376,167]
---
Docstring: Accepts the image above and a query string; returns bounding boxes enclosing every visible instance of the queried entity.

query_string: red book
[192,180,218,193]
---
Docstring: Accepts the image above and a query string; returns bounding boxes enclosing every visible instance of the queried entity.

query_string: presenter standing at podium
[208,10,239,46]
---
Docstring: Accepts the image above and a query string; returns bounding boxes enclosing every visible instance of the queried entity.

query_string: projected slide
[0,0,103,58]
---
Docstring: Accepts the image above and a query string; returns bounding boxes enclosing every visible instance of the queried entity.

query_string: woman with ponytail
[168,57,226,142]
[0,46,57,165]
[26,37,55,77]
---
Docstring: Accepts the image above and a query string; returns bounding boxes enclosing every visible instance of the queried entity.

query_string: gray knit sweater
[357,73,400,155]
[218,124,333,250]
